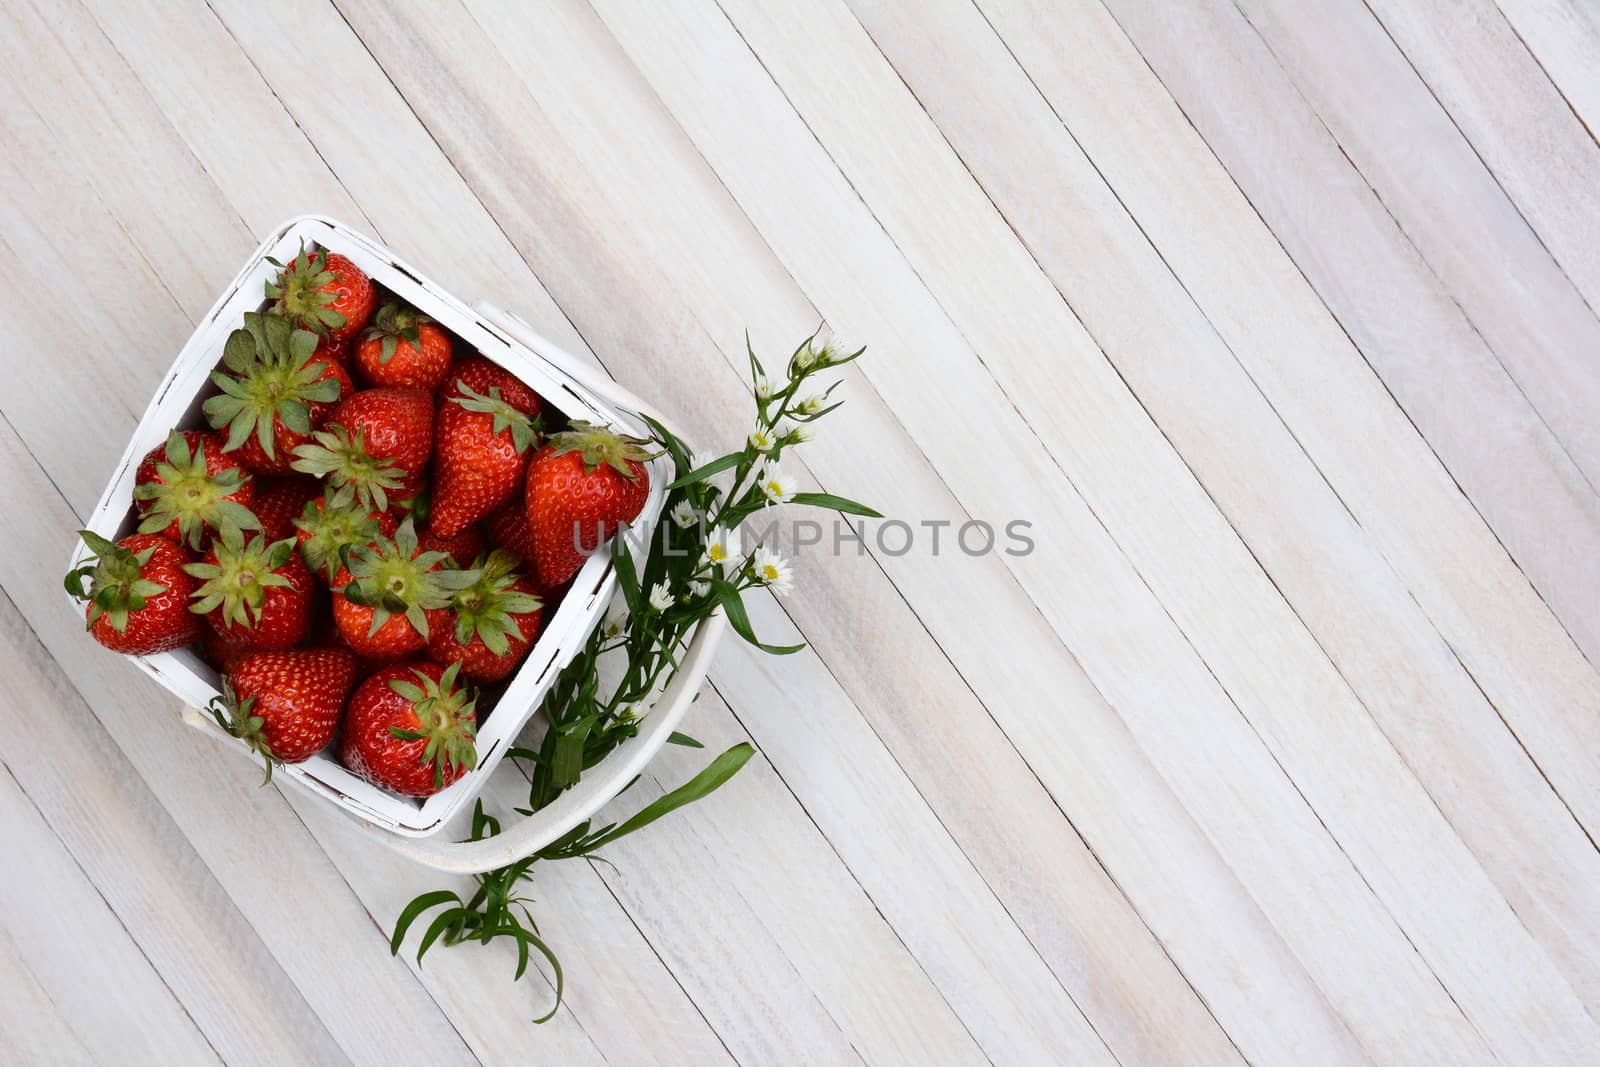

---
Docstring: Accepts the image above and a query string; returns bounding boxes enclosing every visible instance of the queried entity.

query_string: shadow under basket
[66,215,724,870]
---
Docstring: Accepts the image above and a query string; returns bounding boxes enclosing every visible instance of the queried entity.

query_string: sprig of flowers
[392,329,880,1020]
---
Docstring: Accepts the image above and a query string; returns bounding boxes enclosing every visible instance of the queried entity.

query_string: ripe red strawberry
[312,334,350,368]
[430,360,542,538]
[355,303,453,390]
[418,522,487,567]
[250,475,324,542]
[291,387,433,508]
[341,660,478,797]
[295,487,399,583]
[524,423,655,588]
[485,502,538,565]
[132,429,259,550]
[205,312,352,475]
[199,627,253,675]
[185,531,314,651]
[436,357,542,410]
[209,648,359,781]
[66,531,202,655]
[330,519,477,660]
[266,244,375,341]
[426,551,543,683]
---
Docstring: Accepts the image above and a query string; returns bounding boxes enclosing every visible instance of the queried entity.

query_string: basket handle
[366,609,727,873]
[474,302,691,443]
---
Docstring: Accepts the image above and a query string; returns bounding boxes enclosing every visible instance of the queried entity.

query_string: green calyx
[265,242,348,335]
[184,529,297,629]
[342,519,479,639]
[446,550,542,656]
[291,424,404,512]
[204,311,340,461]
[295,486,386,582]
[207,679,279,785]
[132,431,261,551]
[387,661,480,789]
[548,421,659,480]
[361,301,431,365]
[64,530,169,635]
[452,384,541,454]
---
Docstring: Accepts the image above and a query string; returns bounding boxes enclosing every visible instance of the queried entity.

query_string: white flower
[615,703,640,725]
[754,374,783,400]
[778,421,811,444]
[796,393,826,415]
[648,581,673,612]
[758,461,798,505]
[751,545,795,596]
[601,595,629,639]
[700,525,743,575]
[669,499,698,529]
[748,428,777,452]
[688,579,711,599]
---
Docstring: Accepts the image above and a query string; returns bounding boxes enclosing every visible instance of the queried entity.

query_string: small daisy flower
[615,703,640,725]
[796,393,826,416]
[754,374,782,400]
[751,545,795,596]
[601,595,629,639]
[648,581,673,612]
[758,461,798,505]
[748,428,777,452]
[669,499,698,529]
[778,421,812,444]
[700,525,743,575]
[688,579,711,599]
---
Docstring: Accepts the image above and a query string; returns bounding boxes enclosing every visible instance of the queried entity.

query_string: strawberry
[266,244,375,341]
[436,356,542,411]
[524,422,655,588]
[185,530,314,651]
[250,475,324,542]
[355,303,453,390]
[198,627,252,675]
[418,522,487,568]
[330,519,477,660]
[291,387,433,508]
[295,487,399,583]
[312,333,350,368]
[426,550,542,683]
[341,660,478,797]
[209,648,359,782]
[204,312,352,475]
[132,429,259,550]
[485,502,538,565]
[66,531,202,655]
[430,361,542,538]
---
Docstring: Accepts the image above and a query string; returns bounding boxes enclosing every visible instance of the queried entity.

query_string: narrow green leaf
[666,451,741,490]
[390,890,458,955]
[787,491,882,518]
[666,731,704,748]
[581,743,755,852]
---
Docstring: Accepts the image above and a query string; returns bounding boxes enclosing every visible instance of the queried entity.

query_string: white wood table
[4,1,1600,1063]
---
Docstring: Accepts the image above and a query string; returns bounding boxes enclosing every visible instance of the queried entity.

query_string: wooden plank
[0,589,359,1064]
[0,931,99,1067]
[1364,0,1600,312]
[1212,0,1600,662]
[329,2,1298,1063]
[853,0,1600,1021]
[1088,0,1600,891]
[1494,0,1600,148]
[585,1,1600,1062]
[0,758,219,1066]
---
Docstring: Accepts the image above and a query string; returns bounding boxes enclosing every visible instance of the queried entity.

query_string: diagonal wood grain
[845,0,1600,1023]
[3,0,1599,1062]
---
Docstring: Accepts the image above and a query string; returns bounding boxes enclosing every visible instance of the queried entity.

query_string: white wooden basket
[66,216,724,870]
